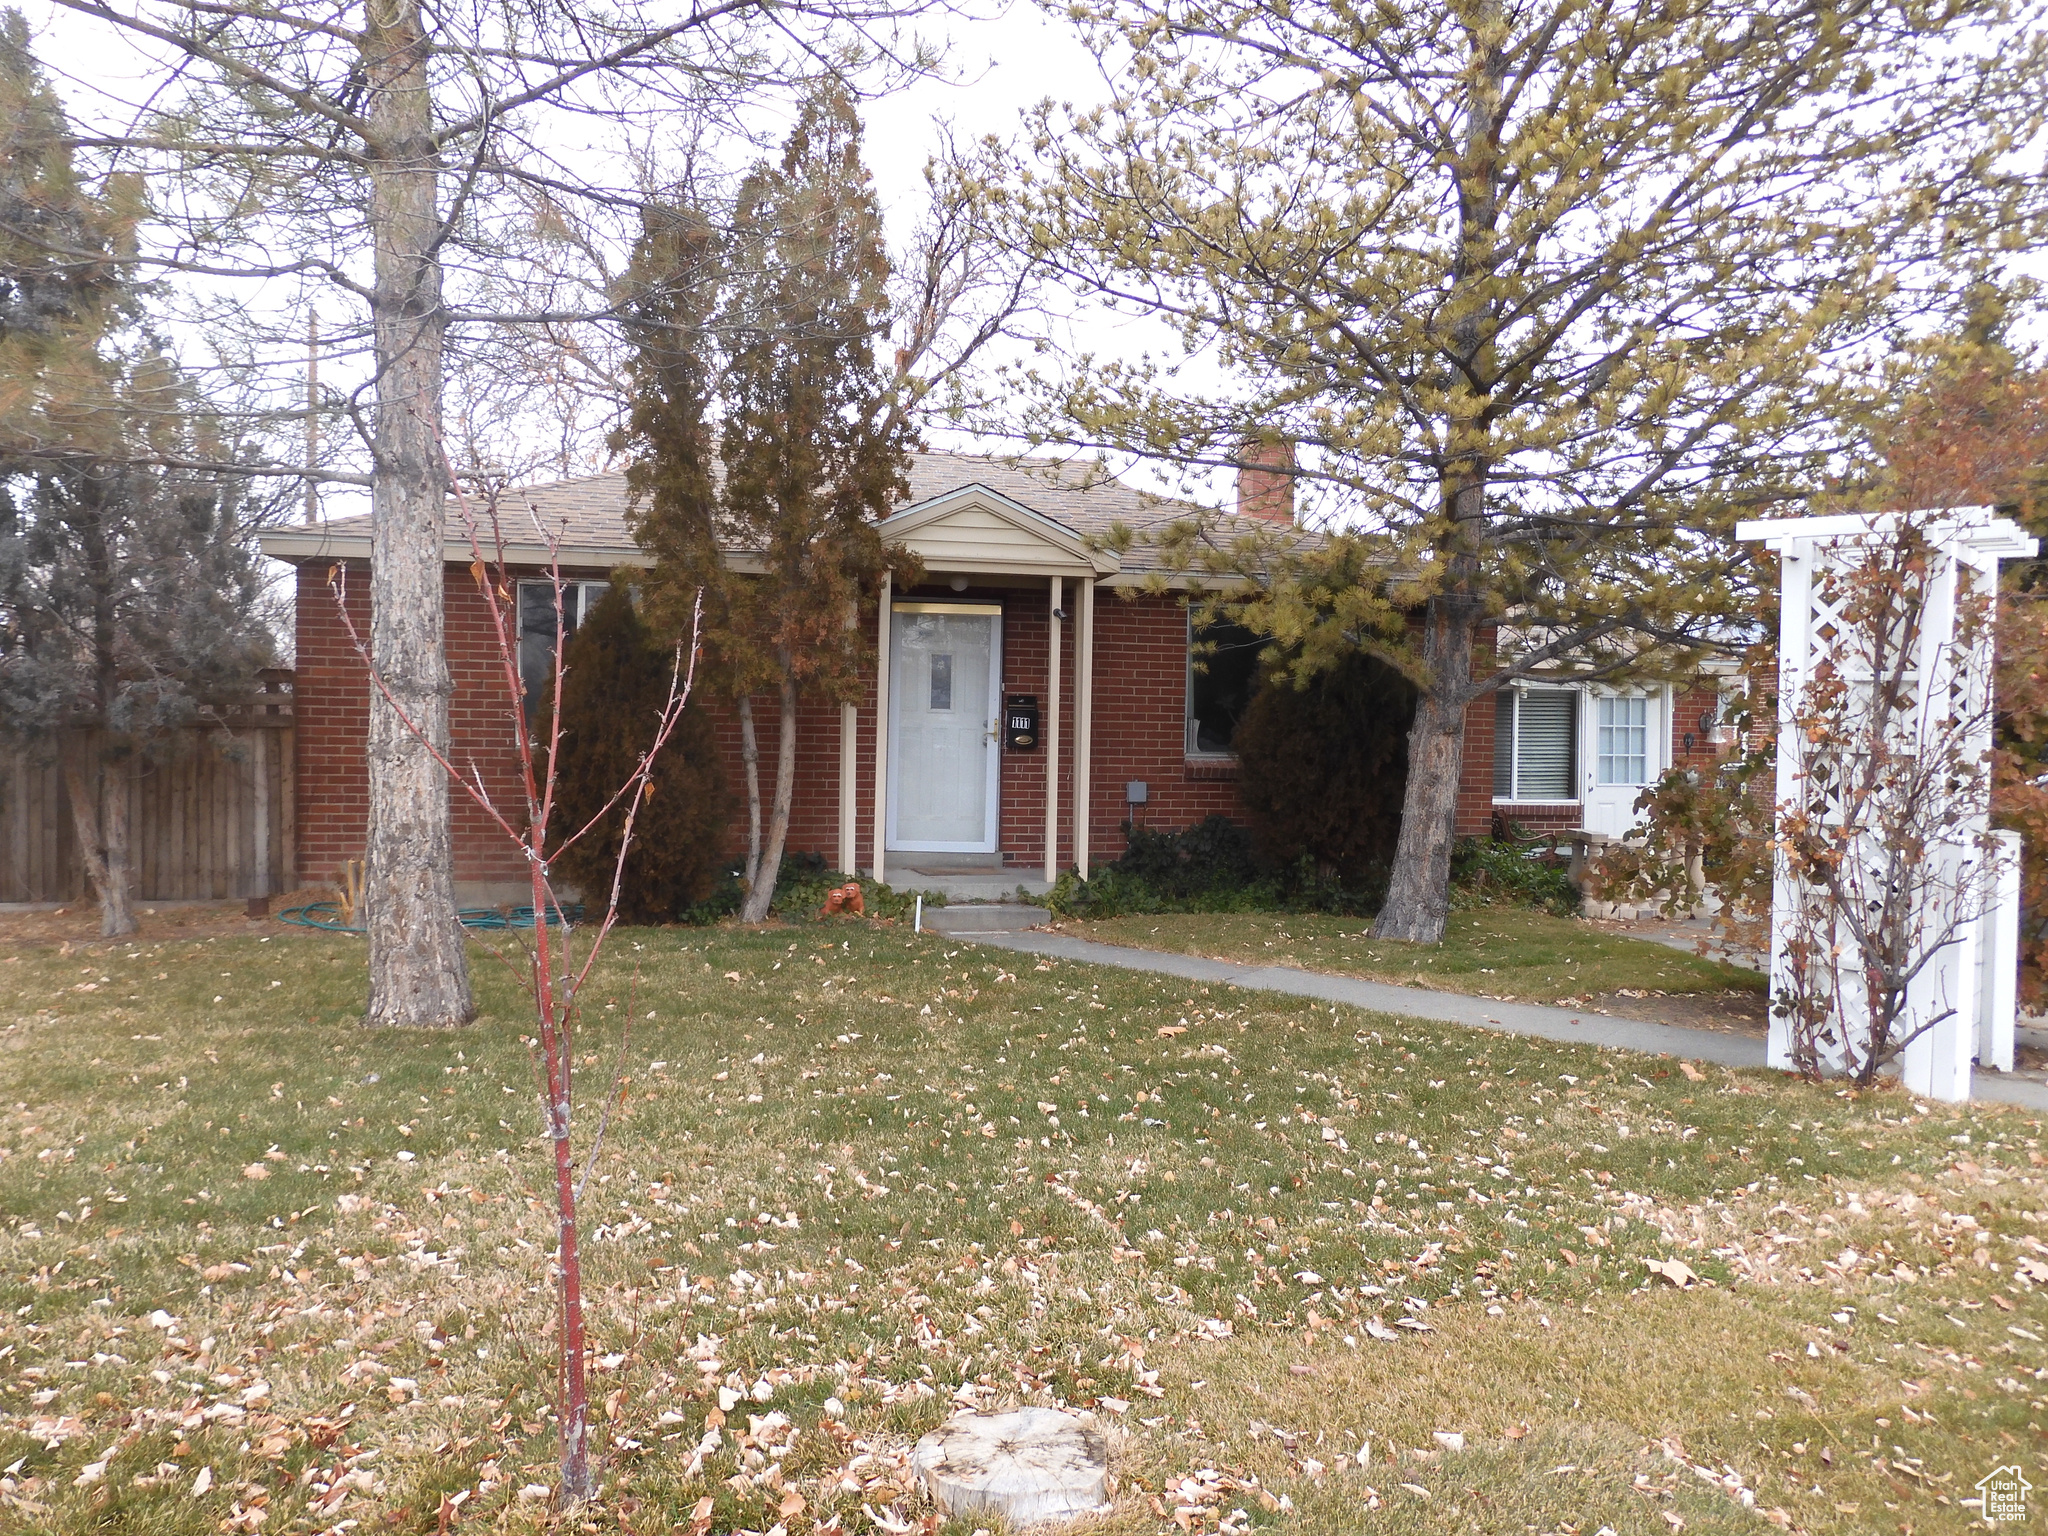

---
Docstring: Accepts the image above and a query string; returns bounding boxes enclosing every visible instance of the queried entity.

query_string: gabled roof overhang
[258,482,1125,581]
[880,483,1121,579]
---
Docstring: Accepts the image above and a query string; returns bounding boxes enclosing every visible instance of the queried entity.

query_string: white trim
[1074,578,1095,877]
[1737,506,2034,561]
[1495,683,1580,804]
[870,573,891,884]
[885,607,1004,855]
[837,702,858,877]
[1046,577,1063,882]
[879,484,1121,577]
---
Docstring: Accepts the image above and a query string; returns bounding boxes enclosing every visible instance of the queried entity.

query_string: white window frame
[1492,684,1581,805]
[1594,692,1652,787]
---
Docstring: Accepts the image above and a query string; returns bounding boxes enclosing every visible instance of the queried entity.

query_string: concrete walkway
[965,928,2048,1113]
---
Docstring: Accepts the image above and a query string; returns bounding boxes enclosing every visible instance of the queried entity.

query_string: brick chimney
[1235,436,1295,524]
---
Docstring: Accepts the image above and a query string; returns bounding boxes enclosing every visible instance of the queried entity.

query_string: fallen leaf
[1504,1423,1529,1440]
[1432,1431,1465,1452]
[1645,1258,1699,1289]
[241,1163,269,1181]
[1679,1061,1706,1082]
[1157,1025,1187,1038]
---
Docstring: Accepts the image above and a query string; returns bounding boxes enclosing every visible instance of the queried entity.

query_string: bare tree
[35,0,947,1023]
[334,472,703,1502]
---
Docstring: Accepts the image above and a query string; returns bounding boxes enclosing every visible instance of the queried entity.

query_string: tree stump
[911,1407,1110,1525]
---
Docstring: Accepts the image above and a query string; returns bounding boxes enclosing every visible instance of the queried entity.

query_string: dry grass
[0,917,2040,1535]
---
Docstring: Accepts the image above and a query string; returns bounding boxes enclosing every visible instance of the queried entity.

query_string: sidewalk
[967,928,2048,1113]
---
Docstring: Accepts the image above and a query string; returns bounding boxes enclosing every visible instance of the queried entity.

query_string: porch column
[1045,576,1063,883]
[837,702,857,876]
[871,572,892,886]
[1073,576,1094,879]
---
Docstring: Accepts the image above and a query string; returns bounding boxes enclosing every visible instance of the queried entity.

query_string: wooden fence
[0,684,295,904]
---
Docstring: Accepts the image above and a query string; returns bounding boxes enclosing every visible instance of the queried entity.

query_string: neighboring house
[1484,669,1734,840]
[258,450,1720,902]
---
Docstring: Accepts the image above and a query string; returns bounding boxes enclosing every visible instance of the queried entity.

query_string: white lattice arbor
[1737,509,2033,1102]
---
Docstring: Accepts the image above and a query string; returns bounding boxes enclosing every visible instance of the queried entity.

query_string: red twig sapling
[330,475,702,1504]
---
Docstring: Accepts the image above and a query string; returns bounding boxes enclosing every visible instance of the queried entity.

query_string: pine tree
[543,587,727,924]
[620,85,917,922]
[1004,0,2045,942]
[0,20,275,937]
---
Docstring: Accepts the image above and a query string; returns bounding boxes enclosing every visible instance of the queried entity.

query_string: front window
[1187,617,1267,755]
[1493,687,1577,800]
[1596,693,1651,785]
[517,579,610,715]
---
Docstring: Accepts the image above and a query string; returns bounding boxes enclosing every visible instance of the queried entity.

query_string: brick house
[260,451,1723,902]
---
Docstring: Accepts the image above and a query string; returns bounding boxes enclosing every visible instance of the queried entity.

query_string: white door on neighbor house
[1582,687,1666,836]
[887,605,1001,853]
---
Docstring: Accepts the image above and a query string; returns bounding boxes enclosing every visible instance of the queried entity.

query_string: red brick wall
[1085,592,1244,868]
[294,562,595,889]
[1454,676,1498,839]
[293,562,372,889]
[290,570,1207,886]
[294,562,1732,888]
[1669,684,1726,773]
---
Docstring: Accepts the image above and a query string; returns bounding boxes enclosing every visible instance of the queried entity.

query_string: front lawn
[1055,908,1765,1005]
[0,919,2040,1535]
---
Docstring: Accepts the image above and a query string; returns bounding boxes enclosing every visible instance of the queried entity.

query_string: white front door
[887,605,1001,852]
[1582,687,1665,836]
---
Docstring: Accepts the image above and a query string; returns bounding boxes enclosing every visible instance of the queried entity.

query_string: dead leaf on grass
[1679,1062,1706,1082]
[1645,1258,1699,1288]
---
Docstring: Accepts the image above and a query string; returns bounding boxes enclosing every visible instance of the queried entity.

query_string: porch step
[922,903,1051,935]
[887,868,1052,904]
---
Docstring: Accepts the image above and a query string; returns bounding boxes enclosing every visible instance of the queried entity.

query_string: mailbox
[1004,694,1040,751]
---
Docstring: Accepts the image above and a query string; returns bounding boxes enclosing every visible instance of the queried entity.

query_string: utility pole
[305,311,319,524]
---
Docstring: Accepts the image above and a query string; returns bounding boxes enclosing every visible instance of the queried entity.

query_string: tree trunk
[1372,15,1502,946]
[361,0,472,1027]
[738,673,799,923]
[61,745,136,938]
[1371,596,1480,944]
[526,842,594,1503]
[737,690,763,892]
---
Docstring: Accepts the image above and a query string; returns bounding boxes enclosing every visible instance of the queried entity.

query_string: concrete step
[890,870,1052,903]
[922,903,1051,935]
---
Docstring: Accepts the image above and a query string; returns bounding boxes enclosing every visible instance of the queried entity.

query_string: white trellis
[1736,509,2033,1102]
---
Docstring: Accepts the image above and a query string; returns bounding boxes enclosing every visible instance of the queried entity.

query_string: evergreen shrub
[1449,835,1580,916]
[1232,650,1416,884]
[544,587,729,923]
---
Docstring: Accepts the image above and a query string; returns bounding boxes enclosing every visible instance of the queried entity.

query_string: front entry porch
[884,852,1054,903]
[836,484,1119,892]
